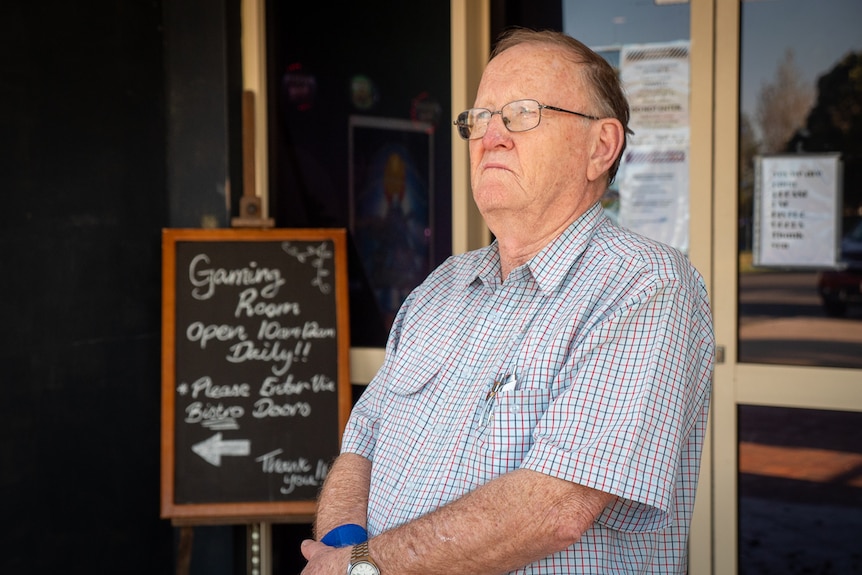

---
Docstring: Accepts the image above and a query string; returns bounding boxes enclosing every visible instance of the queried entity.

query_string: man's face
[469,43,600,237]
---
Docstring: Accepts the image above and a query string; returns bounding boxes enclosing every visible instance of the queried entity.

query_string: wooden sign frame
[160,228,351,523]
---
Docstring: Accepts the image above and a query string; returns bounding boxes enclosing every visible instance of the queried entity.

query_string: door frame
[687,0,716,571]
[711,1,862,574]
[241,3,862,574]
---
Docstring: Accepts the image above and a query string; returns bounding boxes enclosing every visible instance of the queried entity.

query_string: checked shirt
[342,202,715,574]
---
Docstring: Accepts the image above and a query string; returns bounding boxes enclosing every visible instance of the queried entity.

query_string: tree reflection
[740,50,862,253]
[791,51,862,220]
[756,49,814,155]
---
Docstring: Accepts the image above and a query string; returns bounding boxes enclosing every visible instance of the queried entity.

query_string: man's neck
[496,222,570,281]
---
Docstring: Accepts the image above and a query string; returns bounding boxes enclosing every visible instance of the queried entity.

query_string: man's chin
[473,182,521,210]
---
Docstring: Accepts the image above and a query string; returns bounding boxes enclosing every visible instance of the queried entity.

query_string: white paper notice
[620,40,690,147]
[619,147,690,253]
[753,154,842,268]
[616,41,691,252]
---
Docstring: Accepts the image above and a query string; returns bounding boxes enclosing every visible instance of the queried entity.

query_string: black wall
[1,1,171,573]
[267,1,454,350]
[0,1,241,574]
[0,1,452,573]
[491,0,562,41]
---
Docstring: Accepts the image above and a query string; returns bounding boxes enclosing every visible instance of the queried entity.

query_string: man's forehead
[477,45,586,105]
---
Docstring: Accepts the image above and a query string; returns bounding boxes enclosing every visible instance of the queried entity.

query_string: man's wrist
[348,541,380,575]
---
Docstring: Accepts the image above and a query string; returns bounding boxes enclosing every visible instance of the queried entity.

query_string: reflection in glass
[565,1,692,251]
[739,0,862,368]
[738,405,862,573]
[268,1,452,348]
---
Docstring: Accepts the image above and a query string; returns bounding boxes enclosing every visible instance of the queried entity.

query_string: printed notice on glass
[753,154,842,268]
[620,40,690,147]
[618,147,690,253]
[615,40,691,252]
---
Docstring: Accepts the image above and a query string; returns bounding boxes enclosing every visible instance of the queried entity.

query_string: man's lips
[482,161,511,172]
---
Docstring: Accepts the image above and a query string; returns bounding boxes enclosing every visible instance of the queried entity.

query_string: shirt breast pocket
[480,387,552,460]
[384,346,442,397]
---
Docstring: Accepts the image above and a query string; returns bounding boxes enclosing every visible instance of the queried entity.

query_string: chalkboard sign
[160,228,351,522]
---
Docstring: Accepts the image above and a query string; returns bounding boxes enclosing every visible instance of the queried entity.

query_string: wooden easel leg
[176,526,194,575]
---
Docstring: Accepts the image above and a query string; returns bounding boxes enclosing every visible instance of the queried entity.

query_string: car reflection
[817,219,862,317]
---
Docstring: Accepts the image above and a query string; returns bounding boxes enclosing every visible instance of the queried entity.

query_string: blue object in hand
[320,523,368,547]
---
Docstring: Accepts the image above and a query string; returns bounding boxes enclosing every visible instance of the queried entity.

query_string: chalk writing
[253,451,331,494]
[260,374,336,396]
[252,398,313,418]
[189,253,286,300]
[186,322,248,349]
[282,241,334,294]
[235,288,301,318]
[184,401,245,424]
[226,340,310,376]
[165,231,346,511]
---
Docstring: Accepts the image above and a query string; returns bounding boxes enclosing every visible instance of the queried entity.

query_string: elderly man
[301,28,714,575]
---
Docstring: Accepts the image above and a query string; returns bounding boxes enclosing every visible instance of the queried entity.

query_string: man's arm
[313,452,372,538]
[371,468,614,574]
[303,466,614,575]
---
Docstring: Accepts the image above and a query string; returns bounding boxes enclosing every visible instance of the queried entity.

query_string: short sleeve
[521,275,710,532]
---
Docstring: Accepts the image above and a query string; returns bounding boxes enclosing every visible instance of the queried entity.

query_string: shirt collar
[465,201,607,294]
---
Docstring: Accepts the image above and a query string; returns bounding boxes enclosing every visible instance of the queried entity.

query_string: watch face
[349,561,379,575]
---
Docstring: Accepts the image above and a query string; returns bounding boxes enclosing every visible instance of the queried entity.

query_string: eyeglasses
[453,98,599,140]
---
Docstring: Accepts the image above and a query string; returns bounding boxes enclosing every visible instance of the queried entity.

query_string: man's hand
[300,539,350,574]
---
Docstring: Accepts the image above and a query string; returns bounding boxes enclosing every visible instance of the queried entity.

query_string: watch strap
[349,541,379,573]
[350,541,371,563]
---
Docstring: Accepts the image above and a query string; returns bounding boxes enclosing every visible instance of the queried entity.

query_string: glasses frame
[453,99,600,140]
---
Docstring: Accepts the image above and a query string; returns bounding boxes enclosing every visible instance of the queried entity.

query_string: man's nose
[483,111,510,141]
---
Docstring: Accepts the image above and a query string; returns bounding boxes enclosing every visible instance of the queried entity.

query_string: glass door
[563,0,862,572]
[714,1,862,574]
[312,2,862,573]
[563,1,714,570]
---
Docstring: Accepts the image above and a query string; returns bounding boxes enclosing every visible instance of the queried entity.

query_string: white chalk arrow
[192,433,251,467]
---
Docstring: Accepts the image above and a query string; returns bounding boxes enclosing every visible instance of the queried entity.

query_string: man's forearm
[369,468,614,575]
[313,452,372,539]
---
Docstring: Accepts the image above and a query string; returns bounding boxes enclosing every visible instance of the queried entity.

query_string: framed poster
[348,116,434,332]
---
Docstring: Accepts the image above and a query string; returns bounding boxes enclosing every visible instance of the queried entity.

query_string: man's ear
[586,118,625,182]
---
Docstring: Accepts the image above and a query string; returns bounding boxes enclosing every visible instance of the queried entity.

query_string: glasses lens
[455,111,473,139]
[456,108,493,140]
[502,100,541,132]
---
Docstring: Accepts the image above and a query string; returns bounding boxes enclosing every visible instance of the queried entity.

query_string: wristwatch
[347,541,380,575]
